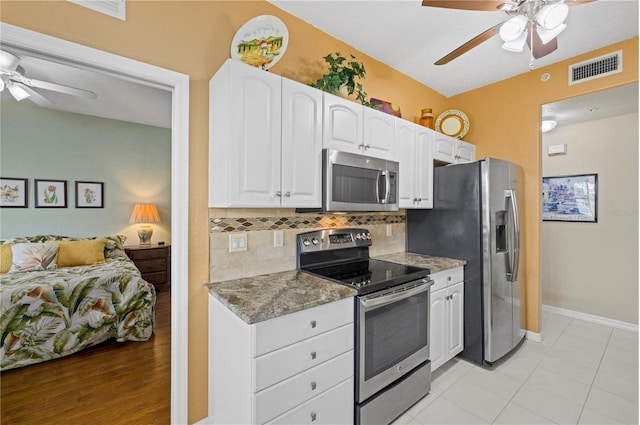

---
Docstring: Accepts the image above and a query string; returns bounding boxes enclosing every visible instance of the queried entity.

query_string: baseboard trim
[542,304,639,333]
[525,330,543,342]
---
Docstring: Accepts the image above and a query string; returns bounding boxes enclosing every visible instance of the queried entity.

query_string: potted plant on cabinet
[310,52,373,107]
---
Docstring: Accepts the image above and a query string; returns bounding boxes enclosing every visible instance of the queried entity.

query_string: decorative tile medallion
[210,213,406,232]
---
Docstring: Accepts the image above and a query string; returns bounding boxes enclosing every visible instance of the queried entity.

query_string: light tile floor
[393,311,639,425]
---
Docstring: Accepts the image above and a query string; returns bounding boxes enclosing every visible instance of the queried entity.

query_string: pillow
[46,239,107,267]
[9,243,59,273]
[0,244,12,274]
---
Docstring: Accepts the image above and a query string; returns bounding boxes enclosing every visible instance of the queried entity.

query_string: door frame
[0,23,190,424]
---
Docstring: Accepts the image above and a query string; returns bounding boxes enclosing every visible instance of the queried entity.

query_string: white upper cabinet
[323,92,396,160]
[363,106,396,159]
[433,132,475,164]
[209,59,322,208]
[281,79,323,208]
[397,120,433,209]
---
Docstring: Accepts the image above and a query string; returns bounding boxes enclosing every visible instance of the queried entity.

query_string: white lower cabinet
[209,296,354,424]
[429,267,464,371]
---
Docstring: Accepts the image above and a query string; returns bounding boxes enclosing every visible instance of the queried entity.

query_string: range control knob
[311,237,320,245]
[302,238,311,246]
[355,233,362,240]
[366,233,371,240]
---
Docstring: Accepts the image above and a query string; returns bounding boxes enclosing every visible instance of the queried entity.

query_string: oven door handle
[360,279,433,309]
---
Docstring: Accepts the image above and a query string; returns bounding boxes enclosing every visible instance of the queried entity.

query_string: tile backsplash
[209,209,406,282]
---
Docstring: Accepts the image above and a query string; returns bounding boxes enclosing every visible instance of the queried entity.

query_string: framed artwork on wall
[542,174,598,222]
[35,179,68,208]
[0,177,28,208]
[75,181,104,208]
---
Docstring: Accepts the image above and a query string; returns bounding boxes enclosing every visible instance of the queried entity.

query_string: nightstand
[125,244,171,292]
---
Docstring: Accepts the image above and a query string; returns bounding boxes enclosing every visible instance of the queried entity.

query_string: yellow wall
[3,1,637,421]
[450,38,639,332]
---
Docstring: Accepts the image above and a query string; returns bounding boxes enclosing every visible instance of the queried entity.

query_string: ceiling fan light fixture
[536,3,569,30]
[537,23,567,44]
[0,50,20,72]
[502,30,528,52]
[499,15,529,41]
[7,82,30,101]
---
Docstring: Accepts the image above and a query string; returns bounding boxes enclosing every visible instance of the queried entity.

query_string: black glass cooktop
[304,259,429,295]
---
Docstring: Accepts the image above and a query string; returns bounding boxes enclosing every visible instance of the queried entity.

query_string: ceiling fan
[0,50,97,106]
[422,0,595,65]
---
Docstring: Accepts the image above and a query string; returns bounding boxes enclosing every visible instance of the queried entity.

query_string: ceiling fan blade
[526,22,558,59]
[565,0,596,6]
[435,23,501,65]
[422,0,508,11]
[16,83,55,107]
[23,77,97,99]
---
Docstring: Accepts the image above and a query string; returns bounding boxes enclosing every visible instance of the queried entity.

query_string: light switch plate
[386,224,393,237]
[229,233,247,252]
[274,230,284,247]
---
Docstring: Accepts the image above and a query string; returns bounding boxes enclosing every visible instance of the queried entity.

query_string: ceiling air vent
[569,50,622,85]
[67,0,126,21]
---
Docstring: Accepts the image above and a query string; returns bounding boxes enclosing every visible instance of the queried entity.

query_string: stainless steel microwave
[314,148,399,212]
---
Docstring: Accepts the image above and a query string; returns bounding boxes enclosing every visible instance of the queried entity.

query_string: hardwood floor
[1,290,171,424]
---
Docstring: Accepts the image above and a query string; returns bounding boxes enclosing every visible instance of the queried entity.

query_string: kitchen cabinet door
[433,132,475,164]
[396,119,416,209]
[446,282,465,358]
[455,139,476,164]
[281,79,323,208]
[429,288,447,371]
[209,59,282,207]
[323,92,363,155]
[363,106,396,160]
[415,126,434,208]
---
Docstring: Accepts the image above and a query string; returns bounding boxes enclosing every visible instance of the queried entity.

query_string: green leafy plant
[310,52,373,107]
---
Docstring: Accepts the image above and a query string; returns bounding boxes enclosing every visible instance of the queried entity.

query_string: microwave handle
[375,171,382,204]
[379,170,391,204]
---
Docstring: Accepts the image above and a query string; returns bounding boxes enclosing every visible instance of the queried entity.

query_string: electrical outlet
[229,233,247,253]
[274,230,284,247]
[386,224,393,237]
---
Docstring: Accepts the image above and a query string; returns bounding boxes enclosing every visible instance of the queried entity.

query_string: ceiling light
[541,120,558,133]
[500,15,529,41]
[0,50,20,71]
[502,31,528,52]
[536,3,569,30]
[0,77,5,92]
[537,23,567,45]
[7,82,30,101]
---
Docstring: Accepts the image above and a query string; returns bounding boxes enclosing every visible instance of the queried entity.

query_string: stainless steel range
[297,228,433,425]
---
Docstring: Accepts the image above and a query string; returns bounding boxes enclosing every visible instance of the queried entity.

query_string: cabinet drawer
[267,377,353,425]
[127,248,167,261]
[253,297,353,356]
[136,259,166,273]
[430,267,464,292]
[254,350,353,425]
[142,271,167,284]
[254,324,353,392]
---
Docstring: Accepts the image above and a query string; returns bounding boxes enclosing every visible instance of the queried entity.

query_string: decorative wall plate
[231,15,289,70]
[435,109,470,139]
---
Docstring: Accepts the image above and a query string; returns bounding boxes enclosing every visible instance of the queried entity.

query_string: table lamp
[129,203,160,246]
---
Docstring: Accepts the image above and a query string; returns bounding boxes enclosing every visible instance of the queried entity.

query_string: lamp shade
[129,203,161,224]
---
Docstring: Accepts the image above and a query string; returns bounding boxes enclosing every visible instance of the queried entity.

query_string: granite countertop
[373,252,466,273]
[206,270,357,325]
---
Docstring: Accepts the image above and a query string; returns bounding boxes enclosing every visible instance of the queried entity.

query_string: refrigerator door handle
[505,189,520,282]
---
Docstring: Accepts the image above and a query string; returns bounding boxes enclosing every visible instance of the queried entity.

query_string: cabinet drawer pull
[447,276,452,281]
[310,320,317,329]
[310,381,317,390]
[311,412,317,422]
[310,351,317,360]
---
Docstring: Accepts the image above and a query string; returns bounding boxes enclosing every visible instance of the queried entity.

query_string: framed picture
[76,181,104,208]
[35,179,67,208]
[0,177,28,208]
[542,174,598,222]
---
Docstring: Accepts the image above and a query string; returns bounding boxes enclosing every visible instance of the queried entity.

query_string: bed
[0,235,156,371]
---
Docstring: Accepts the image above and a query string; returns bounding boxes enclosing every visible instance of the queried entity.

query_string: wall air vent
[67,0,126,21]
[569,50,622,85]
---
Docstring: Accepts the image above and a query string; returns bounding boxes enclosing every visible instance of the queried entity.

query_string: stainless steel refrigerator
[407,158,525,366]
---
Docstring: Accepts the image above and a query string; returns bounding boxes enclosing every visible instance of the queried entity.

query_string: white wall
[0,99,171,246]
[541,112,638,324]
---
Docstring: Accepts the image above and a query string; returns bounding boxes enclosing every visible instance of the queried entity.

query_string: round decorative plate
[435,109,470,139]
[231,15,289,70]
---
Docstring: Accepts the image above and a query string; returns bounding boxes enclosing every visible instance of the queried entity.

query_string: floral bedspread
[0,258,155,371]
